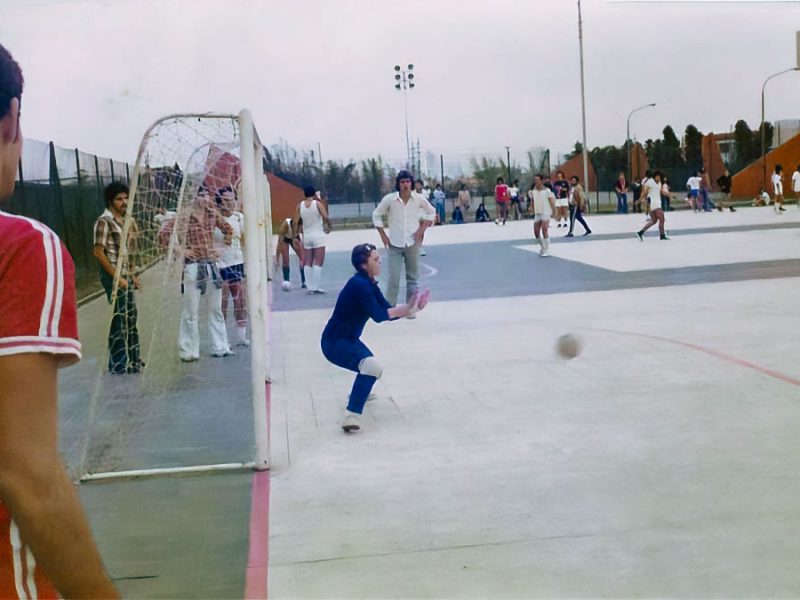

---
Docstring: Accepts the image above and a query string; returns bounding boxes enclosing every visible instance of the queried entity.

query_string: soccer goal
[74,111,272,482]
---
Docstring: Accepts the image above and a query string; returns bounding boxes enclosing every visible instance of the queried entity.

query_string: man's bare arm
[0,354,119,599]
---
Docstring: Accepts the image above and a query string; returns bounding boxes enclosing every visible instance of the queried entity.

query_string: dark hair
[351,243,377,272]
[653,170,663,180]
[0,44,24,121]
[775,164,783,173]
[534,174,543,181]
[513,179,519,185]
[215,185,235,205]
[104,181,129,207]
[556,171,564,177]
[645,170,652,178]
[571,175,580,183]
[303,185,316,198]
[496,176,504,184]
[395,169,414,190]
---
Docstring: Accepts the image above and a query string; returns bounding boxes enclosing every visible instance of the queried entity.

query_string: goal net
[73,112,272,481]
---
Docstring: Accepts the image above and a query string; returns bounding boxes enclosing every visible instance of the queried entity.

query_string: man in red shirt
[0,43,119,598]
[494,176,510,225]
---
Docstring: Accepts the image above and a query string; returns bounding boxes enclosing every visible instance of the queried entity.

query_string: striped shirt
[93,209,138,275]
[0,210,80,599]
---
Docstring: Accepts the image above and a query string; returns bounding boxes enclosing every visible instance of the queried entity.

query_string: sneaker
[179,355,199,363]
[565,232,574,237]
[660,235,670,240]
[341,412,361,433]
[211,350,236,358]
[540,251,550,257]
[636,231,643,241]
[301,283,307,289]
[779,206,786,212]
[539,246,544,256]
[420,247,427,256]
[312,288,326,294]
[236,338,250,347]
[730,207,737,212]
[583,231,592,237]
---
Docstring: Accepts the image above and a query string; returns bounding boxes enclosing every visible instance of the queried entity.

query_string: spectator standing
[372,170,435,304]
[93,181,144,374]
[432,183,446,225]
[614,172,629,214]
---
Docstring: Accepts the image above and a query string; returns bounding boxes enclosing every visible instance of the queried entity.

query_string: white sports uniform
[300,199,327,249]
[531,188,555,222]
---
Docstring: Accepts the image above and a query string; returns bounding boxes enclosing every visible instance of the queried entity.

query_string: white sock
[312,265,323,291]
[543,237,549,252]
[303,266,313,290]
[535,236,542,247]
[236,325,248,344]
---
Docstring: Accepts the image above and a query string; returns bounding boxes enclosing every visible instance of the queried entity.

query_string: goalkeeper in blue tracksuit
[321,243,430,433]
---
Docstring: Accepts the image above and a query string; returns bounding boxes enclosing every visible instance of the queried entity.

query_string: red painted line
[244,382,271,599]
[593,328,800,387]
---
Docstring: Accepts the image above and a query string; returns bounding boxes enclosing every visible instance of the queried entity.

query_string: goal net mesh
[69,113,271,480]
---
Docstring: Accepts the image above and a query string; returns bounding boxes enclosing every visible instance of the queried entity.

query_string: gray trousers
[386,244,420,305]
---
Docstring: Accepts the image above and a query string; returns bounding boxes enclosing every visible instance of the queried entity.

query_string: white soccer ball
[281,281,291,291]
[556,334,581,359]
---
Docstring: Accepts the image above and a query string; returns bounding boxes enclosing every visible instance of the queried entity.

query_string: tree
[360,157,385,205]
[684,124,704,169]
[470,156,503,197]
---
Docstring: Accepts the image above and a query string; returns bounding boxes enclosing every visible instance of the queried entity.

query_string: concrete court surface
[267,207,800,599]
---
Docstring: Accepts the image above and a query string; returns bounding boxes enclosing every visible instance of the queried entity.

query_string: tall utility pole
[577,0,589,196]
[393,64,416,169]
[505,146,511,183]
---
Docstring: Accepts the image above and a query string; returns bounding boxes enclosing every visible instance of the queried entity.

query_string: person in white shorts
[792,165,800,208]
[530,174,556,257]
[771,164,785,213]
[214,186,248,346]
[636,170,669,241]
[294,185,331,294]
[552,170,570,228]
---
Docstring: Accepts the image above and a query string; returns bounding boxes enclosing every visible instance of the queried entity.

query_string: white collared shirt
[372,191,435,248]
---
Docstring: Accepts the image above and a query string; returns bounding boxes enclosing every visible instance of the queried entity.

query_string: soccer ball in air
[556,334,581,359]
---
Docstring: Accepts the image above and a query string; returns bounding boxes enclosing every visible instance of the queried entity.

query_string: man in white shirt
[372,170,436,304]
[772,164,786,213]
[792,165,800,208]
[686,172,703,212]
[530,174,556,257]
[636,171,669,241]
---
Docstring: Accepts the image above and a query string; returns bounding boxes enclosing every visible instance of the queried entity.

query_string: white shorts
[533,214,551,223]
[303,231,327,249]
[554,197,569,208]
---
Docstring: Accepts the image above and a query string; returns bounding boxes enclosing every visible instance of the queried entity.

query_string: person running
[566,175,591,237]
[93,181,144,374]
[530,175,556,257]
[552,170,570,228]
[772,164,786,213]
[214,186,248,346]
[0,41,120,600]
[494,176,510,225]
[372,170,435,305]
[636,170,669,241]
[321,243,430,433]
[295,185,331,293]
[275,216,306,290]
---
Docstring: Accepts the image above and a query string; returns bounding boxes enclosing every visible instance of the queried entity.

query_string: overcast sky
[1,0,799,168]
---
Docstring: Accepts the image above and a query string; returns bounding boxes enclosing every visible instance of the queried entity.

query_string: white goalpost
[77,111,272,482]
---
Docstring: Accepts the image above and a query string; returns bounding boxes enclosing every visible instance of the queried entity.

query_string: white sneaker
[341,411,361,433]
[281,281,291,291]
[366,392,378,402]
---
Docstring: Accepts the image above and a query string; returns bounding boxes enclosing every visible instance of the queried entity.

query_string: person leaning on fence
[93,181,144,374]
[372,169,435,306]
[0,41,120,600]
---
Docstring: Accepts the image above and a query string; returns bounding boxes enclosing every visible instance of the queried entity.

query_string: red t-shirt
[0,210,81,599]
[495,184,509,203]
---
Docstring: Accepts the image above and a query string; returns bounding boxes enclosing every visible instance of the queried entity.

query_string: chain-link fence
[5,139,132,301]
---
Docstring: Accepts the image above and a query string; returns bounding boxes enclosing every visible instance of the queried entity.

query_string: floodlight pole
[394,64,416,170]
[577,0,589,199]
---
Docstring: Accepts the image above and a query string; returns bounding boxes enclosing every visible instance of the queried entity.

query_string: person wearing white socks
[530,174,556,257]
[294,185,331,294]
